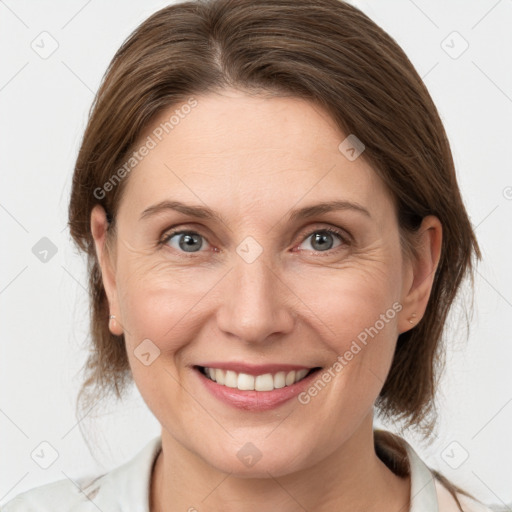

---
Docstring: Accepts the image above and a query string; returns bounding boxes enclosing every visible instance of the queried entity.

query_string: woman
[3,0,497,510]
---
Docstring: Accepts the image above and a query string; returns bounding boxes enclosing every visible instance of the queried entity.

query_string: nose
[216,253,296,344]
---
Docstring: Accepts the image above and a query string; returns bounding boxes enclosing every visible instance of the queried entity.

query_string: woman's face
[93,89,427,477]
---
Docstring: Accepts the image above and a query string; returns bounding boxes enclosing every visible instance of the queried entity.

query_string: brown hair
[68,0,480,503]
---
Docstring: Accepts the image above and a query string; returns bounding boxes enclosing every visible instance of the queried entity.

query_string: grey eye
[167,232,205,252]
[300,230,343,252]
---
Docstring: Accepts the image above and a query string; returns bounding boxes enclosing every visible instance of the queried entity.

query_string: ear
[398,215,442,334]
[90,204,123,336]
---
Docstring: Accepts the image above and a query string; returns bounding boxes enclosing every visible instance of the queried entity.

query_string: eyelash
[158,225,350,256]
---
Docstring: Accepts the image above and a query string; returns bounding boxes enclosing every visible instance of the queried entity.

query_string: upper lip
[195,362,319,376]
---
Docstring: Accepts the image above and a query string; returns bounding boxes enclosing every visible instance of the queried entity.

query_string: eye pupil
[311,232,334,251]
[179,233,203,252]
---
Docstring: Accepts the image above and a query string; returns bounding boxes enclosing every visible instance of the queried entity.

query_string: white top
[2,434,494,511]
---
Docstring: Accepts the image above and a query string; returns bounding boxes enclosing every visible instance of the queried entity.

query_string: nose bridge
[216,248,294,343]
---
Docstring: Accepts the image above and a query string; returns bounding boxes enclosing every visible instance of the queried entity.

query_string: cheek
[114,261,219,415]
[290,254,404,411]
[294,260,403,347]
[292,268,403,424]
[115,256,221,355]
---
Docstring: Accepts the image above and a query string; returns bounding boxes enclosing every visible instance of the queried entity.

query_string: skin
[91,88,442,512]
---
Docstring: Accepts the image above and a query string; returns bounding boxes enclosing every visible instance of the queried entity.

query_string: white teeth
[273,371,286,389]
[255,373,274,391]
[285,370,296,386]
[202,367,312,390]
[224,370,238,388]
[296,369,309,381]
[215,368,225,385]
[237,373,255,390]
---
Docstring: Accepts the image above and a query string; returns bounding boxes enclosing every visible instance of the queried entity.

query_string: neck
[150,416,410,512]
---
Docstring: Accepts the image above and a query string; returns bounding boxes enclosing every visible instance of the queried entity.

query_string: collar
[91,435,162,511]
[402,438,439,511]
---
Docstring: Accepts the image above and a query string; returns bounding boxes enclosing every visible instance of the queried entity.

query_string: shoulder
[374,429,496,512]
[435,479,496,512]
[1,474,106,512]
[435,479,493,512]
[1,436,162,512]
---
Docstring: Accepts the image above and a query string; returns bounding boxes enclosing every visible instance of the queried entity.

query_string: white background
[1,0,511,508]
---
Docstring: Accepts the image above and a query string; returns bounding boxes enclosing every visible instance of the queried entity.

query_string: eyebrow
[139,199,371,223]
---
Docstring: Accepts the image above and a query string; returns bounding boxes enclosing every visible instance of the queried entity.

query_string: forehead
[119,89,394,220]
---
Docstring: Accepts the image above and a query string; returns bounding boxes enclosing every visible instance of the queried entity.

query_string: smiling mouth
[196,366,322,392]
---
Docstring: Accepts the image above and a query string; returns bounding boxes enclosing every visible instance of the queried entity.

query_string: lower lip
[195,367,321,411]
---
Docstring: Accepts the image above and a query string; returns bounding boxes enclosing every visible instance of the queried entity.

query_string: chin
[189,433,319,479]
[210,452,307,479]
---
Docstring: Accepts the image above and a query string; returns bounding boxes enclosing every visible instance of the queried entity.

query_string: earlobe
[398,215,442,334]
[90,205,123,336]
